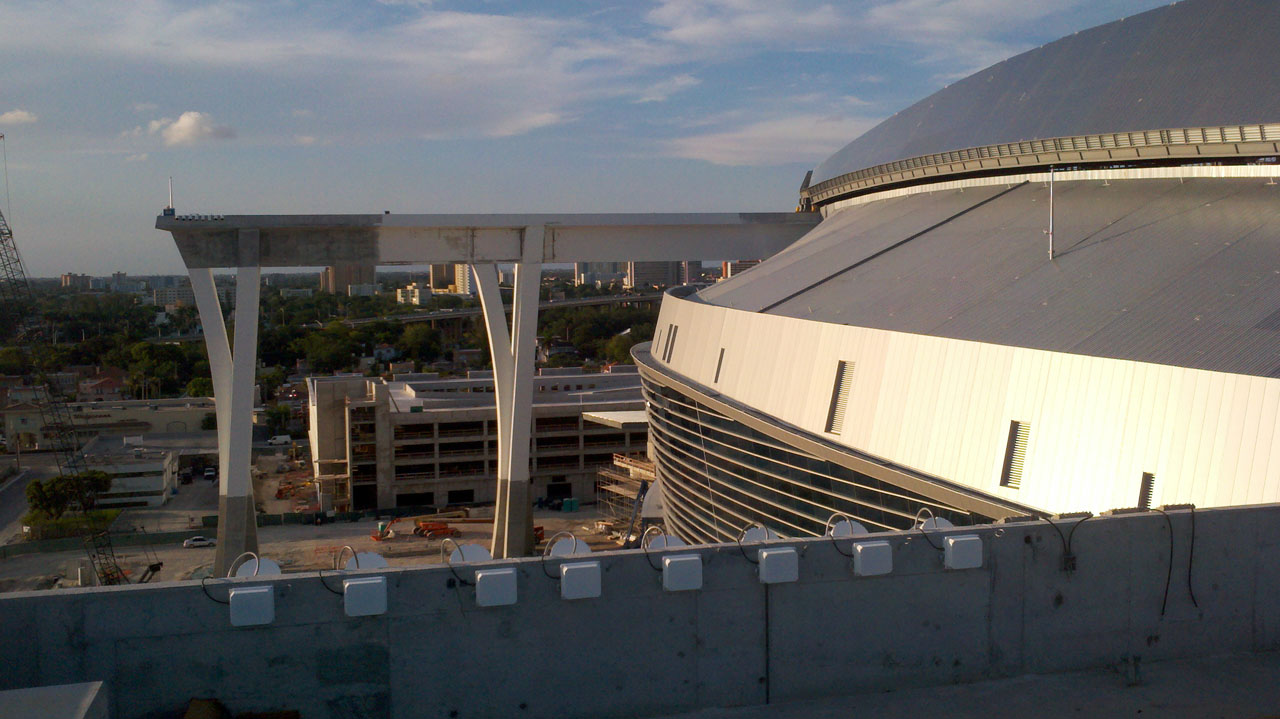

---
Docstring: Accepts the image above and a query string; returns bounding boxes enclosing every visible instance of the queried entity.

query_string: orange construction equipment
[412,521,461,539]
[370,518,402,541]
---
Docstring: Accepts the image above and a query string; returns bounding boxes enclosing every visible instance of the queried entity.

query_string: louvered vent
[824,360,855,434]
[663,325,680,362]
[714,348,726,383]
[1000,421,1030,489]
[1138,472,1155,510]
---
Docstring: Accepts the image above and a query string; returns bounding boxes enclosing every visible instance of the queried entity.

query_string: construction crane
[0,134,129,585]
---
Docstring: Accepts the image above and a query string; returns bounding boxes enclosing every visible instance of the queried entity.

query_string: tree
[265,404,292,435]
[397,324,442,363]
[26,477,70,520]
[53,470,113,513]
[201,412,217,430]
[604,333,637,364]
[258,366,287,400]
[186,376,214,397]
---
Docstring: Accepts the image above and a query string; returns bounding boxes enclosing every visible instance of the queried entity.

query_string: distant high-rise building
[60,273,91,290]
[319,263,376,295]
[575,262,627,286]
[453,264,476,295]
[625,261,681,290]
[679,261,700,284]
[428,264,454,292]
[721,260,761,279]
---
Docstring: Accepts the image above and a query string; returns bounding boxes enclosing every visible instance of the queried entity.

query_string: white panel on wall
[1254,379,1280,503]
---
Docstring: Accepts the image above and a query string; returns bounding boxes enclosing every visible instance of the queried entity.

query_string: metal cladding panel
[649,291,1280,518]
[812,0,1280,184]
[749,178,1280,379]
[699,186,1010,312]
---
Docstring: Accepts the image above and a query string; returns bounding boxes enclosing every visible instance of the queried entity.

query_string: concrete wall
[3,504,1279,719]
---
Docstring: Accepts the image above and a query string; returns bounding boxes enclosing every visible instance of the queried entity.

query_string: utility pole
[1047,166,1056,261]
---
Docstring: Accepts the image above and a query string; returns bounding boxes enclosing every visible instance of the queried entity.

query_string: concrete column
[472,226,542,557]
[374,384,395,509]
[187,232,262,577]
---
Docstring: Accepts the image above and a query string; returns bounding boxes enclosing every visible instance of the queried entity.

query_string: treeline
[6,282,657,400]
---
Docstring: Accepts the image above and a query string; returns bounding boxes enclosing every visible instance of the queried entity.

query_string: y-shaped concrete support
[473,226,543,557]
[189,230,262,577]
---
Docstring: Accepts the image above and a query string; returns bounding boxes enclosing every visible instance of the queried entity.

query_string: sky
[0,0,1170,276]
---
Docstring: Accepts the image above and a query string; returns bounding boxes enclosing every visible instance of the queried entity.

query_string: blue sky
[0,0,1168,275]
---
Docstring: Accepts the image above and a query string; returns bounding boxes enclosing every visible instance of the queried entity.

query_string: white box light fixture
[475,567,518,607]
[757,547,799,584]
[343,575,388,617]
[662,555,702,592]
[229,585,274,627]
[853,540,893,577]
[559,560,602,600]
[944,535,983,570]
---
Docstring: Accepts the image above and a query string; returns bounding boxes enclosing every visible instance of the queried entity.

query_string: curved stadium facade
[637,0,1280,543]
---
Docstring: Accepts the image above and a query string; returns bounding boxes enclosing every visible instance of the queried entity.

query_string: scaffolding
[595,453,654,523]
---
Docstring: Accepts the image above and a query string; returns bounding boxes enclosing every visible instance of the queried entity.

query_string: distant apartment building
[319,263,376,295]
[574,262,627,286]
[625,261,682,290]
[60,273,91,290]
[347,283,380,297]
[153,284,234,309]
[453,264,476,295]
[395,282,427,305]
[279,288,314,299]
[307,368,646,511]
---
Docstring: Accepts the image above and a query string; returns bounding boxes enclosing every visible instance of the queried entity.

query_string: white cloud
[646,0,852,50]
[291,109,314,118]
[124,153,148,162]
[0,109,38,124]
[665,114,875,166]
[132,102,157,113]
[293,135,317,146]
[635,74,700,103]
[148,111,235,146]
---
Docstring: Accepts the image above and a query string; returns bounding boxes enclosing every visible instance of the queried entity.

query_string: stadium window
[1000,421,1030,489]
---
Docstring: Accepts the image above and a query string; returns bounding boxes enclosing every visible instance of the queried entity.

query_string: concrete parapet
[1,504,1277,718]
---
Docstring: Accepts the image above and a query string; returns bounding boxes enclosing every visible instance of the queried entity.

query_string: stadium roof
[701,175,1280,378]
[812,0,1280,185]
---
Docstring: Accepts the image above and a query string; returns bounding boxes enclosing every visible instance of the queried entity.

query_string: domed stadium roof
[813,0,1280,186]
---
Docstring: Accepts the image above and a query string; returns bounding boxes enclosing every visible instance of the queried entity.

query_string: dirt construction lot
[0,507,617,592]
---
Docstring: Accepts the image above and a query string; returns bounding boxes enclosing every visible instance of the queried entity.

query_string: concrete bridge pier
[473,226,542,557]
[188,231,261,577]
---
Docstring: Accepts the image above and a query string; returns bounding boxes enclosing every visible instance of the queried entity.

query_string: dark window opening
[1000,421,1029,489]
[447,489,475,505]
[1138,472,1155,510]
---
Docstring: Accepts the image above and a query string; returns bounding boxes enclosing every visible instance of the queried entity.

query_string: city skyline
[0,0,1165,275]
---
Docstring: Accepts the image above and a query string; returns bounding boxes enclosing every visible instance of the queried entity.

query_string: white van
[267,435,293,446]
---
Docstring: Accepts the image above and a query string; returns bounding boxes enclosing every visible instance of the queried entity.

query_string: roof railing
[805,122,1280,207]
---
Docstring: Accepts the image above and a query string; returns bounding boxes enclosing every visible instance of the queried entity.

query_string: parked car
[203,467,216,481]
[267,435,293,446]
[183,536,215,548]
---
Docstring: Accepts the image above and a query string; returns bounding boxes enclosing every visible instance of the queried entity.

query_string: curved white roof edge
[820,164,1280,217]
